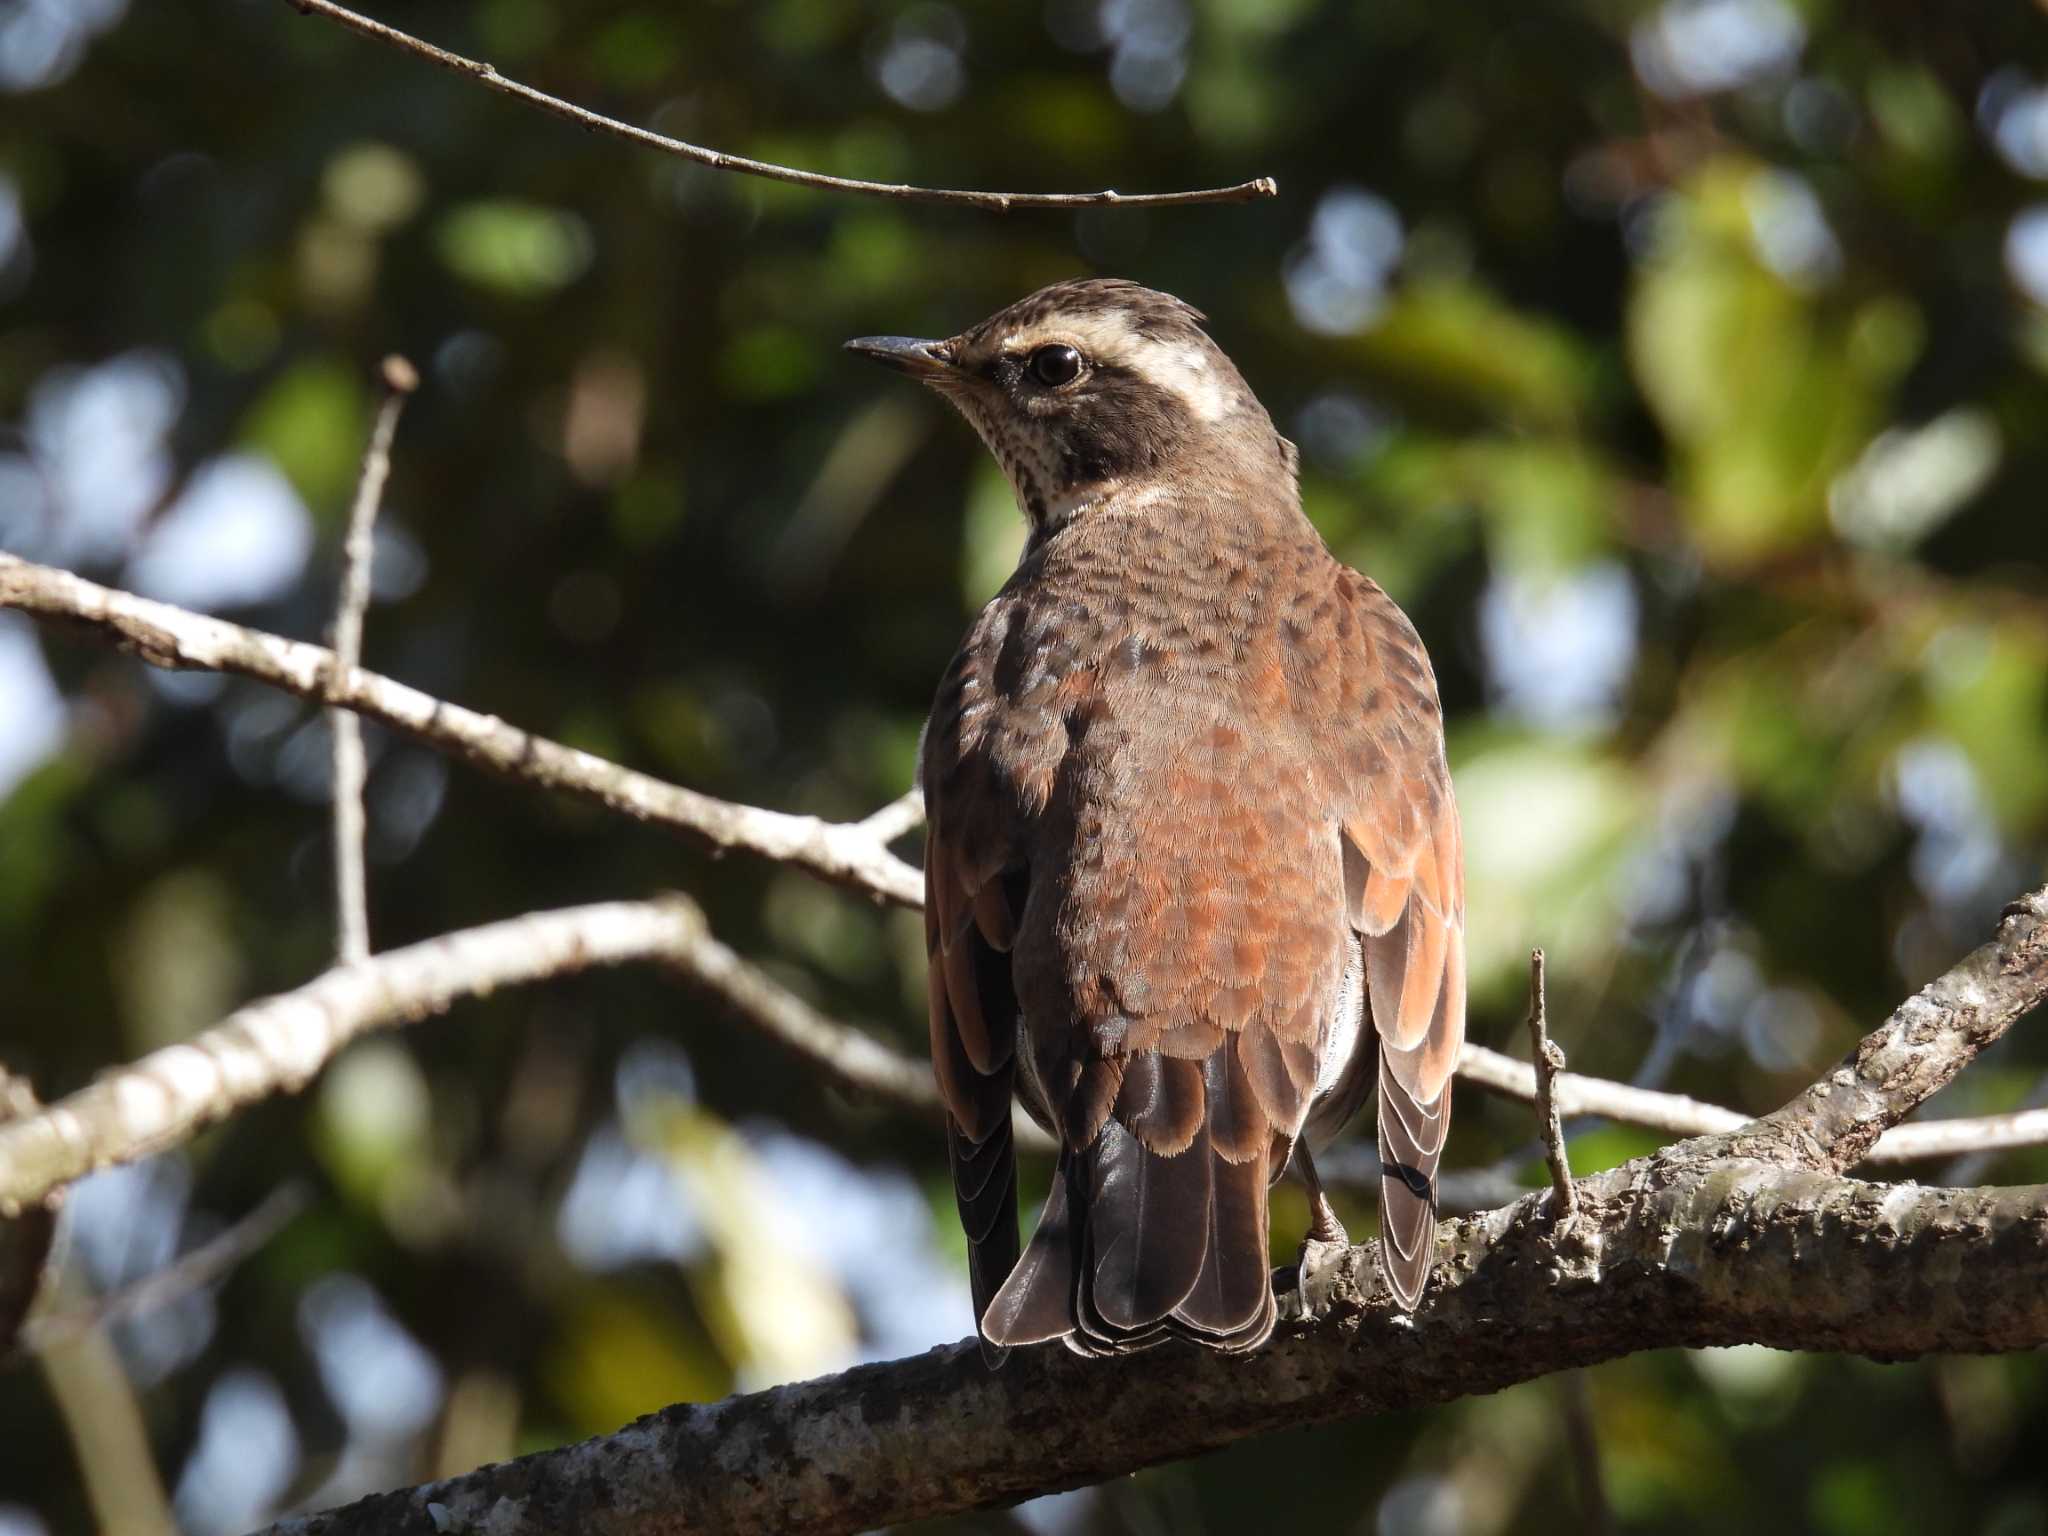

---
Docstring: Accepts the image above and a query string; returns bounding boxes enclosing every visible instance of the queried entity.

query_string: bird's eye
[1027,344,1082,387]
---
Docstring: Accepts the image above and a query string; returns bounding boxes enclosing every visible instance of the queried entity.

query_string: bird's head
[847,278,1292,529]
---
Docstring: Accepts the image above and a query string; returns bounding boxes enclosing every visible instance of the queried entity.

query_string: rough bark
[262,1158,2048,1536]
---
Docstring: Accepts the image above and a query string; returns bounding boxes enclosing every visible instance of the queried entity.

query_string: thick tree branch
[286,0,1278,211]
[243,887,2048,1535]
[5,555,2043,1171]
[259,1158,2048,1536]
[0,554,922,907]
[1720,885,2048,1173]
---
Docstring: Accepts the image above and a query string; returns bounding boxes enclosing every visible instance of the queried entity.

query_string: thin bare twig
[11,1184,309,1361]
[328,355,417,965]
[1449,1041,2048,1166]
[667,915,1053,1157]
[285,0,1278,212]
[1524,949,1579,1225]
[1558,1370,1612,1536]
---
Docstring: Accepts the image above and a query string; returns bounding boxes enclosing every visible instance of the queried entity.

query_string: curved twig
[285,0,1278,212]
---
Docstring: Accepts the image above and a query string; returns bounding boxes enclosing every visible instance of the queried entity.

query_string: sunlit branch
[0,554,923,907]
[0,896,1043,1216]
[0,901,708,1214]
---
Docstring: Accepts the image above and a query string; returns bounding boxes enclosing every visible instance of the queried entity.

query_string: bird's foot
[1292,1234,1351,1321]
[1288,1193,1353,1320]
[1305,1191,1349,1248]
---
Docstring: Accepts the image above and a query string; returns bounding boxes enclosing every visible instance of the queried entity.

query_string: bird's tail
[980,1052,1276,1355]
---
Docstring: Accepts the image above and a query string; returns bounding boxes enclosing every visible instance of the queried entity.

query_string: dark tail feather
[981,1154,1076,1350]
[950,1116,1019,1367]
[1172,1146,1276,1349]
[1375,1043,1448,1310]
[989,1110,1276,1356]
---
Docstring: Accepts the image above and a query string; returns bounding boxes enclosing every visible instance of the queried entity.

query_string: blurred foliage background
[2,0,2047,1531]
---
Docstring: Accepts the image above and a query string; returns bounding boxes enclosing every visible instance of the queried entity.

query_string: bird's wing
[925,733,1024,1368]
[1327,568,1465,1310]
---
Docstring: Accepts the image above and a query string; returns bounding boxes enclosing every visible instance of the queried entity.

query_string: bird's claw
[1294,1235,1350,1320]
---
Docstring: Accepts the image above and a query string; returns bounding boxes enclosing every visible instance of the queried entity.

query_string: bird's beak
[844,335,953,378]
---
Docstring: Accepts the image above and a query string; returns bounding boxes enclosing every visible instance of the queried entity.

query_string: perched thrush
[849,279,1465,1360]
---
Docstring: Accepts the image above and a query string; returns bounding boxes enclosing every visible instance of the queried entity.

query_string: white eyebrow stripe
[1124,335,1234,422]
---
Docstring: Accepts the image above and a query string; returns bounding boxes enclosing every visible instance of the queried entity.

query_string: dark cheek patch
[952,357,1196,523]
[1054,374,1191,486]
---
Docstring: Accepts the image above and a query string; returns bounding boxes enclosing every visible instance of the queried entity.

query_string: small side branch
[855,789,927,847]
[9,1185,308,1362]
[663,906,1053,1157]
[1524,949,1578,1225]
[327,355,416,965]
[1451,1043,2048,1167]
[285,0,1278,211]
[1740,885,2048,1173]
[0,555,923,908]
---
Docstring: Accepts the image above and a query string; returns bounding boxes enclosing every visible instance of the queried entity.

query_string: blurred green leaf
[436,200,593,296]
[547,1287,730,1434]
[1356,278,1602,428]
[240,356,368,512]
[1629,158,1921,565]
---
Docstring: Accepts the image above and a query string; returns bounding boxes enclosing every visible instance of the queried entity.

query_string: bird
[846,278,1464,1361]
